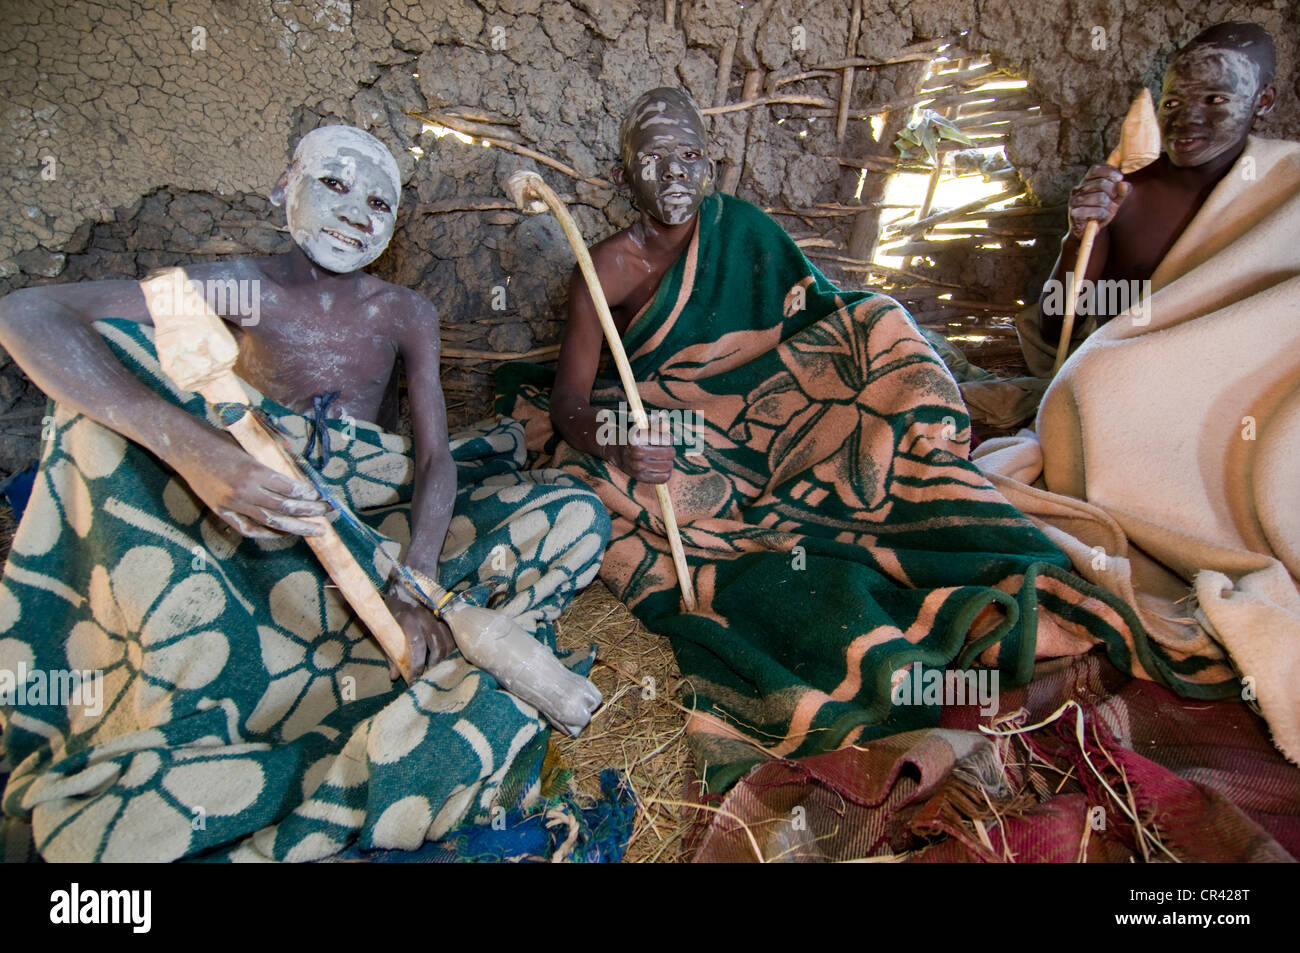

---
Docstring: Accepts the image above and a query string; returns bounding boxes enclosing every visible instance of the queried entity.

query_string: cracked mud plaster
[1,0,1298,459]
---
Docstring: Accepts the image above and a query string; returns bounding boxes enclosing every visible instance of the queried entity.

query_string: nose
[337,198,372,233]
[1172,102,1207,130]
[663,159,686,181]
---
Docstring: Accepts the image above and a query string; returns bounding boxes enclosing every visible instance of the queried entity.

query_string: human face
[284,138,399,273]
[624,126,710,227]
[1159,47,1264,168]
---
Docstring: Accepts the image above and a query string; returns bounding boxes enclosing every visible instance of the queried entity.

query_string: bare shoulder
[588,227,635,273]
[1107,163,1162,233]
[580,227,639,309]
[179,258,269,281]
[1119,161,1163,200]
[362,275,437,340]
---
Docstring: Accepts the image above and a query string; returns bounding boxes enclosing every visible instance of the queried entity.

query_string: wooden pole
[713,36,737,110]
[504,172,698,612]
[1052,89,1160,374]
[836,0,863,141]
[720,69,764,195]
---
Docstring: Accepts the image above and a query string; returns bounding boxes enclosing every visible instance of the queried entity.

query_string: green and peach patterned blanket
[0,319,610,861]
[499,193,1239,792]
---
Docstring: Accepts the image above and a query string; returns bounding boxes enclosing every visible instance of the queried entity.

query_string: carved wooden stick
[1053,89,1160,375]
[505,171,698,612]
[141,268,415,683]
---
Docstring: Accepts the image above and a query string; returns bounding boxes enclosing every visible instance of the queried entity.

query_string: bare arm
[0,281,207,460]
[0,278,329,536]
[551,261,674,483]
[395,291,456,578]
[1039,164,1129,343]
[551,265,616,460]
[383,289,457,677]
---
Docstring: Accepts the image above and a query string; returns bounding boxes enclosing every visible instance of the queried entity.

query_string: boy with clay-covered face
[278,125,400,273]
[0,125,458,677]
[1040,21,1278,343]
[550,87,714,482]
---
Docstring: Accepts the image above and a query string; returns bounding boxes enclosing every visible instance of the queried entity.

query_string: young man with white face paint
[0,125,458,676]
[550,88,715,482]
[617,90,713,228]
[1039,21,1279,342]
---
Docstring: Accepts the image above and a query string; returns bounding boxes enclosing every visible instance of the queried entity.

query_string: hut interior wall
[2,0,1298,467]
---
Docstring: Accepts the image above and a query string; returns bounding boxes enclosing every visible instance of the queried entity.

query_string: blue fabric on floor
[334,770,637,863]
[0,462,36,520]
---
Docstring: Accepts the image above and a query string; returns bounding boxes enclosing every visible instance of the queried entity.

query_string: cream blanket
[973,137,1300,764]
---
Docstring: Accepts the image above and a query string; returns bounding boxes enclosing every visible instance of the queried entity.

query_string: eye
[682,151,701,161]
[319,176,346,192]
[1161,99,1180,110]
[641,153,659,163]
[369,197,391,213]
[1208,95,1228,105]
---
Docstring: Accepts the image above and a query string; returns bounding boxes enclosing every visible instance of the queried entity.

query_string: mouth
[1169,134,1207,152]
[660,188,694,203]
[322,228,365,249]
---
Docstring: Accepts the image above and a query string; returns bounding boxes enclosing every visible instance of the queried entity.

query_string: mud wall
[1,0,1297,472]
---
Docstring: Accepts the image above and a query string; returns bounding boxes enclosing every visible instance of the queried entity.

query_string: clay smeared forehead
[1173,21,1276,87]
[619,88,708,166]
[291,125,401,208]
[1165,46,1263,96]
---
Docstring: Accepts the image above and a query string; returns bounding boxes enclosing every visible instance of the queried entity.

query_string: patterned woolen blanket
[499,193,1211,792]
[0,320,610,861]
[974,138,1300,766]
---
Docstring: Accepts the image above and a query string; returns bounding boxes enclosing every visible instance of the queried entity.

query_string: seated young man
[960,22,1281,427]
[1036,20,1278,348]
[499,88,1212,794]
[0,125,610,861]
[974,22,1300,765]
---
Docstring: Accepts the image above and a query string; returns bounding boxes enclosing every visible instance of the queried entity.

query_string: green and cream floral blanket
[500,193,1233,792]
[0,319,609,861]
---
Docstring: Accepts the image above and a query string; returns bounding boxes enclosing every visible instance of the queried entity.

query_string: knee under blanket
[973,137,1300,766]
[498,193,1223,792]
[0,319,610,861]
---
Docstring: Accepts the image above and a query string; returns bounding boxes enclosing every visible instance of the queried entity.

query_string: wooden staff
[505,170,698,611]
[143,268,416,682]
[1052,88,1160,375]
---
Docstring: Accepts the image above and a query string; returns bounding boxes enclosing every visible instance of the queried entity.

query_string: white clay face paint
[1160,47,1263,168]
[283,126,401,273]
[631,130,710,225]
[619,88,711,226]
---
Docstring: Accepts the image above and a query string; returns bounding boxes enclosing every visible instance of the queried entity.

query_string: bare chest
[231,314,397,421]
[609,257,676,331]
[1111,185,1206,283]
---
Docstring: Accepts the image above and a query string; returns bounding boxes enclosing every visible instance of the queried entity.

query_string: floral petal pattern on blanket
[0,319,611,861]
[499,193,1227,792]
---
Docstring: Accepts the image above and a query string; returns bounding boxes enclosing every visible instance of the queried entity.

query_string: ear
[611,163,627,187]
[1256,84,1276,116]
[270,168,292,207]
[704,157,717,191]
